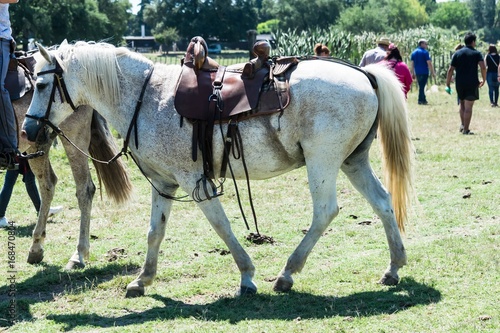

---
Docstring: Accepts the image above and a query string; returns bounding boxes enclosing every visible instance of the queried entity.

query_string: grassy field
[1,79,499,332]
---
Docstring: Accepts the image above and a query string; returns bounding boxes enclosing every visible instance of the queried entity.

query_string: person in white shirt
[0,0,19,170]
[359,37,391,67]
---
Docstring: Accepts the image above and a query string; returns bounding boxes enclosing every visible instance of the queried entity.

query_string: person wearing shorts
[446,32,486,135]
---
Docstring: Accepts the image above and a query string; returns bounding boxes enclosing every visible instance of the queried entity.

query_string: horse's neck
[93,62,182,140]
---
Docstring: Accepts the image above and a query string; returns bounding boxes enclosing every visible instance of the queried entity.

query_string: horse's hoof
[65,260,85,270]
[27,250,44,264]
[125,287,145,298]
[236,285,257,296]
[273,276,293,292]
[379,273,399,286]
[126,281,145,298]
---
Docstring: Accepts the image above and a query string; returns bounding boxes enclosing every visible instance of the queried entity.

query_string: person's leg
[486,72,495,105]
[417,74,428,104]
[23,169,41,213]
[494,82,499,106]
[459,99,465,130]
[463,100,474,133]
[0,39,17,154]
[0,170,19,217]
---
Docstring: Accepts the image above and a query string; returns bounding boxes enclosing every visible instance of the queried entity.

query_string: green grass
[1,82,499,332]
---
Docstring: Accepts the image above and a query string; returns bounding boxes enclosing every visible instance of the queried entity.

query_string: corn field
[145,26,488,85]
[273,26,487,85]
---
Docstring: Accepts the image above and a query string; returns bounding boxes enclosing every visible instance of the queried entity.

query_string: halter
[25,58,77,133]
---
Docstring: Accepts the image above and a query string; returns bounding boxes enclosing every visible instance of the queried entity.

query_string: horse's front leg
[126,188,174,297]
[274,162,340,292]
[63,137,95,270]
[196,198,257,295]
[26,144,56,264]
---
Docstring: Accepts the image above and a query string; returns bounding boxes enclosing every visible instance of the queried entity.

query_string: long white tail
[364,64,414,233]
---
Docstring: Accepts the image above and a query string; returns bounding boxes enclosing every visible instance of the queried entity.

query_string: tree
[337,5,388,34]
[379,0,428,32]
[144,0,258,42]
[153,26,180,53]
[430,1,472,31]
[10,0,131,48]
[337,0,427,34]
[275,0,344,31]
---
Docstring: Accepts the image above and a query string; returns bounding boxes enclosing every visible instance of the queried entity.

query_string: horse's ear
[36,43,54,64]
[60,39,69,47]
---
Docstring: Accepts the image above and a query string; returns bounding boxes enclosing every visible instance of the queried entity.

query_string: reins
[31,61,191,202]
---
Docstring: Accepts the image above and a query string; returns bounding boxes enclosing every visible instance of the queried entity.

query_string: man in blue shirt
[410,39,436,105]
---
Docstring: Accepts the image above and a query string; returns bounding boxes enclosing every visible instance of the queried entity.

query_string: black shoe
[0,152,19,170]
[463,130,474,135]
[418,101,428,105]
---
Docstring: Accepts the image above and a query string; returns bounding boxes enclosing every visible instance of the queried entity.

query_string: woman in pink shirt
[382,43,413,98]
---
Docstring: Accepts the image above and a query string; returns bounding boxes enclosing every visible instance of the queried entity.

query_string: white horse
[22,41,413,297]
[13,52,132,269]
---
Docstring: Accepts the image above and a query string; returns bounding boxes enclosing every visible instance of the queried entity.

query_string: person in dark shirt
[446,32,486,135]
[484,44,499,107]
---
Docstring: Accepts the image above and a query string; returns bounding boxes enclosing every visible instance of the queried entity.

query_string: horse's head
[22,42,80,143]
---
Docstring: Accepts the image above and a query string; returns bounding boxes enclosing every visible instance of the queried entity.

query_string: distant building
[123,25,158,52]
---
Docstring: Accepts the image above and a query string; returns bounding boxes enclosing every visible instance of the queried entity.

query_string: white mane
[36,41,151,107]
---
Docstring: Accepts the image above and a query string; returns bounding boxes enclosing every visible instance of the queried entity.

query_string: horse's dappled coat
[23,42,414,297]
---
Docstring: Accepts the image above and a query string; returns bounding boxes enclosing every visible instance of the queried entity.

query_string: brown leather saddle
[5,51,36,101]
[174,36,297,181]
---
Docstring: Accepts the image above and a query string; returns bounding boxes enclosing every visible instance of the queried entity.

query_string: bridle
[25,58,77,134]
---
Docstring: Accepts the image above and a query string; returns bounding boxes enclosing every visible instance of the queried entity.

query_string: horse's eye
[36,82,48,91]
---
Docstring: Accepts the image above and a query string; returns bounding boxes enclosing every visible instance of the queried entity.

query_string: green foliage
[275,0,344,32]
[10,0,132,48]
[336,0,428,34]
[144,0,258,42]
[337,5,389,34]
[153,27,180,53]
[257,19,280,34]
[430,1,472,30]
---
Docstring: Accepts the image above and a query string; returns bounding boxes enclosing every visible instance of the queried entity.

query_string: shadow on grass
[0,262,140,328]
[38,277,440,330]
[4,219,62,238]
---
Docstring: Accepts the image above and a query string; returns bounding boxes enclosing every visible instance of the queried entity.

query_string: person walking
[446,32,486,135]
[382,43,413,98]
[0,0,19,170]
[359,37,390,67]
[410,38,436,105]
[484,44,499,107]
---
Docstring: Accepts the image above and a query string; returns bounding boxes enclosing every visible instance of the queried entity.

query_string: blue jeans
[486,71,499,104]
[0,39,17,153]
[416,74,429,104]
[0,167,41,217]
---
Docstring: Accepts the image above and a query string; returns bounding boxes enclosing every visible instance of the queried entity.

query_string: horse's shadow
[0,262,141,327]
[36,277,440,330]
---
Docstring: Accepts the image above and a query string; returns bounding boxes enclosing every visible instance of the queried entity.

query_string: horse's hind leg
[27,143,56,264]
[274,160,341,292]
[341,148,406,286]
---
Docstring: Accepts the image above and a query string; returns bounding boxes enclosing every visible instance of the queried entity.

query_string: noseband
[25,59,77,133]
